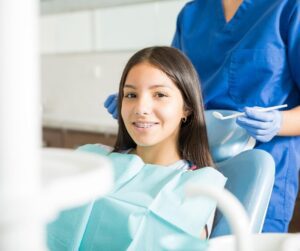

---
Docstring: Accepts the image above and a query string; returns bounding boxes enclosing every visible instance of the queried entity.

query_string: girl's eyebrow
[124,84,172,89]
[123,84,136,89]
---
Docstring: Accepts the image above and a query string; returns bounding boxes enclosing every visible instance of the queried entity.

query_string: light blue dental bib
[47,144,226,251]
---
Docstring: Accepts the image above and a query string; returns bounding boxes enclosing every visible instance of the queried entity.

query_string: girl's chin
[132,138,158,148]
[134,142,155,147]
[130,134,157,147]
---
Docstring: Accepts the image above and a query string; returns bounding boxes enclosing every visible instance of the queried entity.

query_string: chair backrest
[210,149,275,237]
[204,110,275,238]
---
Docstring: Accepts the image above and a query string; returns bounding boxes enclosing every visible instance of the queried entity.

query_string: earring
[182,117,187,123]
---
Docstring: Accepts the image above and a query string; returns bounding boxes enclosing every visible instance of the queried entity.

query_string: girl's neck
[133,143,181,166]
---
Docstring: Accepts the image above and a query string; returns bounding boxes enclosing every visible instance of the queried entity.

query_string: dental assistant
[171,0,300,232]
[104,0,300,232]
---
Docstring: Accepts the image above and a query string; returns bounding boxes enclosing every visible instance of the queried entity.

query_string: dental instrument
[212,104,288,120]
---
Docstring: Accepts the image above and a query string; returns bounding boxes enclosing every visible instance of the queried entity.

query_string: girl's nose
[134,96,152,116]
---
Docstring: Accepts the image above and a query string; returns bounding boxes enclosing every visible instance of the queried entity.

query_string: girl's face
[121,62,188,150]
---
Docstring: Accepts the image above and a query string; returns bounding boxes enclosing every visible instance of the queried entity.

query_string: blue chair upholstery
[210,149,275,237]
[205,110,275,238]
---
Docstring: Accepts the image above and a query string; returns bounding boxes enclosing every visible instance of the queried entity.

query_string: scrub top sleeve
[287,3,300,89]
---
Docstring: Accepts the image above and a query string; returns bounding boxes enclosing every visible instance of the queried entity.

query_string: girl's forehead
[124,63,177,89]
[127,62,165,77]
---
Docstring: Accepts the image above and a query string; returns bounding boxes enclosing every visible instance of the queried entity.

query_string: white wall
[41,51,131,133]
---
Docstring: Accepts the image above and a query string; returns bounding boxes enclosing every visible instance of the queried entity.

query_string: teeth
[134,122,156,128]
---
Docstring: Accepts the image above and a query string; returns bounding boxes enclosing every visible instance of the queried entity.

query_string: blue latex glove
[104,93,118,119]
[236,107,283,143]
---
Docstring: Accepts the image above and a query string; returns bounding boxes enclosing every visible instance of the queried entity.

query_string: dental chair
[205,110,275,238]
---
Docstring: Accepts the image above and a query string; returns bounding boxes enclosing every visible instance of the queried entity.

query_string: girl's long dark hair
[113,46,214,169]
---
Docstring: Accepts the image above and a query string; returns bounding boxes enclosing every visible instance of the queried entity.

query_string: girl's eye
[124,93,136,99]
[154,92,168,98]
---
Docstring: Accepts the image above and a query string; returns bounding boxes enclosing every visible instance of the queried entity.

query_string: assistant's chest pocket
[228,48,286,106]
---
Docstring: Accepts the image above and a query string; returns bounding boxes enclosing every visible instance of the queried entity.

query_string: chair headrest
[205,110,256,163]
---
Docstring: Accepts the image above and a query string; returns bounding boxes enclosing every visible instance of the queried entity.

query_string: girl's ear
[183,104,192,118]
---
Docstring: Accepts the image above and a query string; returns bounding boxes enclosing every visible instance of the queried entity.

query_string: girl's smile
[132,121,159,130]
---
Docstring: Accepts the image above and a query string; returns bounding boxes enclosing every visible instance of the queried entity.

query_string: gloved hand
[236,107,283,143]
[104,93,118,119]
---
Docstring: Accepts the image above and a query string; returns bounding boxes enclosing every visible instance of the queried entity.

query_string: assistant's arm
[279,4,300,136]
[280,106,300,136]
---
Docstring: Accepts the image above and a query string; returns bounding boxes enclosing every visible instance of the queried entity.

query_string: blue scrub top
[172,0,300,225]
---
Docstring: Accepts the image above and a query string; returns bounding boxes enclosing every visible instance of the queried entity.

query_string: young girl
[113,46,213,169]
[47,46,226,251]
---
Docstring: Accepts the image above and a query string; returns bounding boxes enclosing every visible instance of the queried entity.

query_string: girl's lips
[133,122,159,128]
[132,122,159,130]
